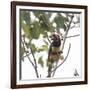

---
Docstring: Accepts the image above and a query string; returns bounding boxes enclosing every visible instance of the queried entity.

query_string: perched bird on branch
[47,33,63,77]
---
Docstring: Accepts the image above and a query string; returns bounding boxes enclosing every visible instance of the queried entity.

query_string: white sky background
[21,13,81,80]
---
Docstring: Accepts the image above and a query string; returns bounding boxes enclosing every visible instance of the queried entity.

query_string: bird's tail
[47,63,52,77]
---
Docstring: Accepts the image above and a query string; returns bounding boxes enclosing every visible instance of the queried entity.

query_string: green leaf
[30,21,40,39]
[63,24,67,31]
[42,45,48,51]
[64,17,69,22]
[45,12,52,19]
[59,55,64,60]
[37,44,48,52]
[30,44,37,53]
[33,11,54,33]
[38,56,44,68]
[22,23,32,39]
[25,51,29,53]
[20,10,30,26]
[40,15,54,32]
[54,14,65,29]
[20,46,25,58]
[33,11,45,18]
[25,42,30,48]
[37,48,45,52]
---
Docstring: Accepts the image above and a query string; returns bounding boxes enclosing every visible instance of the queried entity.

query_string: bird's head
[51,33,60,42]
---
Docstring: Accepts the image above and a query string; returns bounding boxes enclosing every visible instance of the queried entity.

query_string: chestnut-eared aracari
[47,33,62,77]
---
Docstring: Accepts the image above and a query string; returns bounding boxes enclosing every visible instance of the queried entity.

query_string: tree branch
[51,43,71,76]
[29,46,39,78]
[21,39,35,68]
[61,15,74,50]
[65,34,80,39]
[70,25,80,29]
[45,33,51,44]
[61,34,80,40]
[21,52,31,59]
[22,36,39,78]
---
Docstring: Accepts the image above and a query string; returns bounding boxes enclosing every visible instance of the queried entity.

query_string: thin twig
[61,34,80,40]
[70,25,80,29]
[29,47,39,78]
[61,15,74,50]
[65,34,80,39]
[20,38,35,80]
[47,37,51,44]
[23,36,39,78]
[21,40,35,68]
[27,55,35,67]
[21,52,31,59]
[51,43,71,75]
[46,33,51,44]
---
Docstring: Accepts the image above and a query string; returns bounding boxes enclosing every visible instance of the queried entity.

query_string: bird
[47,33,62,77]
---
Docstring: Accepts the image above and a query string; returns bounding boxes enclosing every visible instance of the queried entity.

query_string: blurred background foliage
[20,10,80,68]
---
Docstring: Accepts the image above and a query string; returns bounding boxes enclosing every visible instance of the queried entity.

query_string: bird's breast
[52,47,60,53]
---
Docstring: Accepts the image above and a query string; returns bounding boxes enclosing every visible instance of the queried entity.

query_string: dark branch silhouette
[61,15,74,50]
[21,52,31,59]
[65,34,80,39]
[29,47,39,78]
